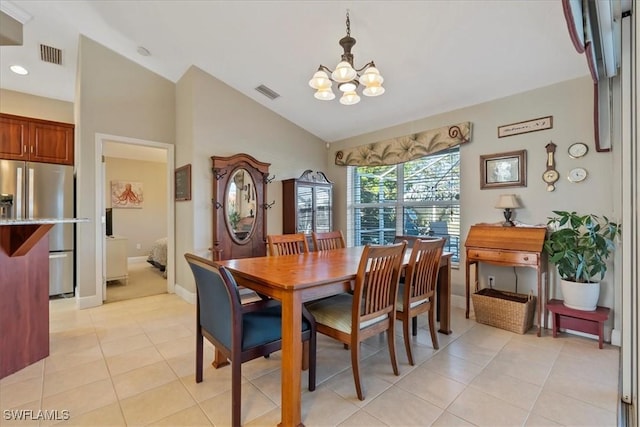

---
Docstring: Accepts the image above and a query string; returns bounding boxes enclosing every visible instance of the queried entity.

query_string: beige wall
[76,35,176,300]
[327,76,619,318]
[105,157,167,257]
[175,66,327,293]
[0,89,74,123]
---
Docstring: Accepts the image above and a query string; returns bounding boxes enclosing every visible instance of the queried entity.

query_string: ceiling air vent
[40,44,62,65]
[255,85,280,100]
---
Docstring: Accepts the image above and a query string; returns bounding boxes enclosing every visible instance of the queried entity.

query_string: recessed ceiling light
[10,65,28,75]
[136,46,151,57]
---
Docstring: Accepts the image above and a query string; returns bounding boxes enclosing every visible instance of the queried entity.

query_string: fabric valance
[334,122,472,166]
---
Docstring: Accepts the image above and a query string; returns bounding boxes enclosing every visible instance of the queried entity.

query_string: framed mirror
[226,168,257,242]
[211,153,271,261]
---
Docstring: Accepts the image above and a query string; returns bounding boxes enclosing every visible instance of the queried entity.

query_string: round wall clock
[568,167,588,182]
[568,142,588,159]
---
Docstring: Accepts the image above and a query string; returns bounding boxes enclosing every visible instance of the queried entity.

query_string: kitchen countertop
[0,218,90,225]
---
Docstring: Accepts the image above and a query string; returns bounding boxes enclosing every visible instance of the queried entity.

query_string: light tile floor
[0,294,620,426]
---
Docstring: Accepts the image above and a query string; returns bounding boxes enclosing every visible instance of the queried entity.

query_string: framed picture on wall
[175,164,191,201]
[480,150,527,189]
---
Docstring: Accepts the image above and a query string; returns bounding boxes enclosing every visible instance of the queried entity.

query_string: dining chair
[184,253,316,427]
[393,234,437,249]
[306,241,407,400]
[267,233,309,256]
[312,230,346,251]
[396,238,445,365]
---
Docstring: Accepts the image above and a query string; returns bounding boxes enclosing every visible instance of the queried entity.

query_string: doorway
[94,133,175,303]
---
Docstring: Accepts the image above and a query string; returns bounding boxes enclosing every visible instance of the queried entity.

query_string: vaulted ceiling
[0,1,590,142]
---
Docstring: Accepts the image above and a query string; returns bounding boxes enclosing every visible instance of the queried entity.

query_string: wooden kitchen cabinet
[282,170,333,242]
[465,224,548,336]
[0,113,74,165]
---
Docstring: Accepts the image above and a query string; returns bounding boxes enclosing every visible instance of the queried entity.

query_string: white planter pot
[560,279,600,311]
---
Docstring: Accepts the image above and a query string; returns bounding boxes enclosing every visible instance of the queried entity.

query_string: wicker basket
[471,288,536,334]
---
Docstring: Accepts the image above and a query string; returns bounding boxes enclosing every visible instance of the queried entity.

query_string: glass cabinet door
[314,186,332,233]
[296,185,313,233]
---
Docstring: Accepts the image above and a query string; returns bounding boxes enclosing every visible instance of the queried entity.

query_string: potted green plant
[544,210,621,311]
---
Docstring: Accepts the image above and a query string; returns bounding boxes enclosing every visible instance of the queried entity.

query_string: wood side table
[547,299,610,349]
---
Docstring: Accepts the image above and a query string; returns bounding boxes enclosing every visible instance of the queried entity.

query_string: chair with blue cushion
[184,253,316,427]
[306,241,407,400]
[395,238,445,365]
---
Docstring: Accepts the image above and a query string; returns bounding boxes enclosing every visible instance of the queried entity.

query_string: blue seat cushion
[241,305,311,351]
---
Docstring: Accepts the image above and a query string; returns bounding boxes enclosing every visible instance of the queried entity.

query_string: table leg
[279,291,304,427]
[437,258,452,334]
[598,321,604,349]
[465,260,471,319]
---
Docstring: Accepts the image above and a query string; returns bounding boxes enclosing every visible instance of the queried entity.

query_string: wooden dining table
[216,245,452,427]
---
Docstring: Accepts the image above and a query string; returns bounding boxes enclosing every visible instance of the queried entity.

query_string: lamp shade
[495,194,521,209]
[331,61,357,83]
[309,70,332,90]
[339,90,361,105]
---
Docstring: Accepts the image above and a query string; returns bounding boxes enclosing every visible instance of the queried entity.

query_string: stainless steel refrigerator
[0,160,74,295]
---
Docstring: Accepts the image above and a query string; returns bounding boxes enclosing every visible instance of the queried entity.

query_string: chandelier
[308,10,385,105]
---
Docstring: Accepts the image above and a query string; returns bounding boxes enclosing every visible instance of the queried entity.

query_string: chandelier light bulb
[309,70,332,90]
[338,81,357,92]
[340,90,361,105]
[314,88,336,101]
[359,67,383,86]
[363,84,385,97]
[331,61,357,83]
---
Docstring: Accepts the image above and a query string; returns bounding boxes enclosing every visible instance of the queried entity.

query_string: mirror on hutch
[211,153,271,261]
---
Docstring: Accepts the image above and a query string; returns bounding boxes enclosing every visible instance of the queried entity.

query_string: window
[350,147,460,262]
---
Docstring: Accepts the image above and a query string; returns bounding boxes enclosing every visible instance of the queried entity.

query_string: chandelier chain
[345,10,351,37]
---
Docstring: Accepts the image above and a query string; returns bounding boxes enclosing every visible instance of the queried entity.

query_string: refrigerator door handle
[49,253,69,259]
[28,167,34,218]
[16,167,23,218]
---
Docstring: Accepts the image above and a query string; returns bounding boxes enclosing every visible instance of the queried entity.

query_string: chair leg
[308,332,316,391]
[196,330,203,383]
[429,307,439,350]
[302,341,309,371]
[387,319,399,376]
[350,340,364,401]
[231,359,242,427]
[402,315,415,366]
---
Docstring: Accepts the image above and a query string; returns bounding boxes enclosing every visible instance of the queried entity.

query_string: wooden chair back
[404,238,445,303]
[312,230,346,251]
[396,238,445,363]
[354,242,407,324]
[393,234,438,248]
[267,233,309,256]
[307,241,407,400]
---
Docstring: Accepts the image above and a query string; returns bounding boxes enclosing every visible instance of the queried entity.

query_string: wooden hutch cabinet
[211,153,271,261]
[0,113,74,166]
[282,170,333,237]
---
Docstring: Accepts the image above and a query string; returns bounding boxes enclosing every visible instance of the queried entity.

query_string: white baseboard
[611,329,621,346]
[128,256,148,263]
[76,293,102,309]
[173,282,196,305]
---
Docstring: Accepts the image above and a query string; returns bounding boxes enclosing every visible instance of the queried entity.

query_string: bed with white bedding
[147,237,167,276]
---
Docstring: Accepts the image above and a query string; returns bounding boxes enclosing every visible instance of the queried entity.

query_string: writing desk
[217,246,452,426]
[465,224,547,336]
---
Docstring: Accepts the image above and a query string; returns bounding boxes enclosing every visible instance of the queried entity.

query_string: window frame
[348,147,461,263]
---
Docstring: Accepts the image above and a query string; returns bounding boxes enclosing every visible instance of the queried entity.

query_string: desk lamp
[495,194,521,226]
